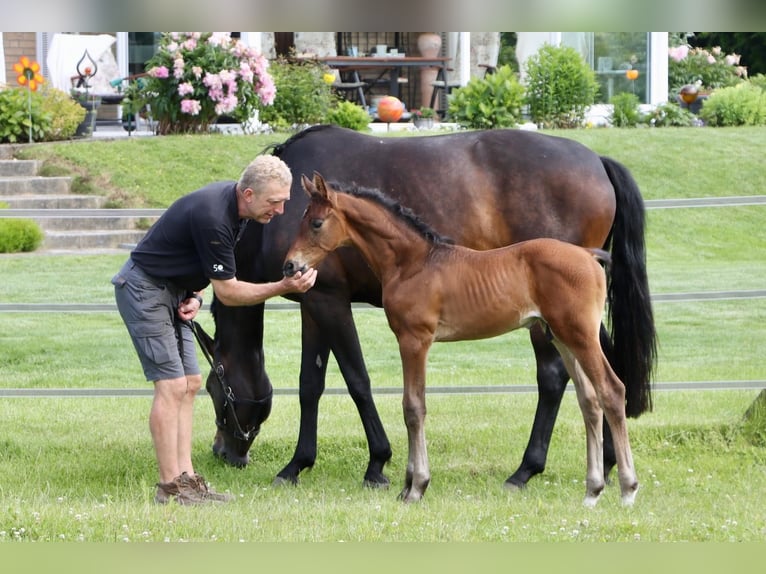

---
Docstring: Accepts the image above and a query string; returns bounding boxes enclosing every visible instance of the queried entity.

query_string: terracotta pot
[417,33,442,109]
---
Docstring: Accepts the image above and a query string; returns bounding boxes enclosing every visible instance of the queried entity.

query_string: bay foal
[283,173,638,507]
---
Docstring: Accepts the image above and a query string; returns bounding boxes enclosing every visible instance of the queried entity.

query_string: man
[112,155,316,505]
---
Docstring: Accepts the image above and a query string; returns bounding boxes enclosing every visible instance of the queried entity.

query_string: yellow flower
[13,56,44,91]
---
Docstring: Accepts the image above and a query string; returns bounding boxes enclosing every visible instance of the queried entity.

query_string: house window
[560,32,649,104]
[128,33,160,76]
[593,32,649,103]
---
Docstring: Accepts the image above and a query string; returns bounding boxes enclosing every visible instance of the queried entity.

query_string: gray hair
[238,155,292,193]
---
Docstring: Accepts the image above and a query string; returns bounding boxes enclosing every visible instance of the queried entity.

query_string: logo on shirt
[212,264,224,273]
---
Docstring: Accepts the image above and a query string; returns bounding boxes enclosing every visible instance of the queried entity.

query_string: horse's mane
[264,124,338,158]
[329,181,454,246]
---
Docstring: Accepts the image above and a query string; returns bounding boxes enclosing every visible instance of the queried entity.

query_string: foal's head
[283,172,347,277]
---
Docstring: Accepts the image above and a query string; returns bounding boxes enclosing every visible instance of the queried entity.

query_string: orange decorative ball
[377,96,404,123]
[625,69,639,81]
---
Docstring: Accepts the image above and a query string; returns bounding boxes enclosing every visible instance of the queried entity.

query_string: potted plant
[412,106,436,129]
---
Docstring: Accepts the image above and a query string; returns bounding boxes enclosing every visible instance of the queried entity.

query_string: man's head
[236,155,293,224]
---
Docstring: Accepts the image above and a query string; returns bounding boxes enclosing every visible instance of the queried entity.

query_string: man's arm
[210,268,317,307]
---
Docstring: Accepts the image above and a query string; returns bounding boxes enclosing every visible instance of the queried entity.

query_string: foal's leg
[396,333,432,503]
[566,343,639,507]
[553,343,606,507]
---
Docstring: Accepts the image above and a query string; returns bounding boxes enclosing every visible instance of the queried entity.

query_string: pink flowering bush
[668,44,747,98]
[136,32,275,135]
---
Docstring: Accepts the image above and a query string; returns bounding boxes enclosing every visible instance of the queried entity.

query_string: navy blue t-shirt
[131,181,243,291]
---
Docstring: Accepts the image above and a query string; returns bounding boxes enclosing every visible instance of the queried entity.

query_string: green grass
[16,127,766,207]
[0,390,763,542]
[1,298,763,391]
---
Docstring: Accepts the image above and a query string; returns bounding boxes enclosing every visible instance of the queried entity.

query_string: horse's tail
[600,156,657,417]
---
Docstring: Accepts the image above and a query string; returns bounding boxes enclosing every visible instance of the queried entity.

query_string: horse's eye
[310,218,323,230]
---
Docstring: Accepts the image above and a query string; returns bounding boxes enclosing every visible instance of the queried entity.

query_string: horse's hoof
[503,480,523,492]
[363,472,390,489]
[272,475,297,487]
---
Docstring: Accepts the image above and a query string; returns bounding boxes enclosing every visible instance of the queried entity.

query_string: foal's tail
[600,156,657,417]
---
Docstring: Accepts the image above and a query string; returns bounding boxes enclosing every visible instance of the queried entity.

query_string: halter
[188,320,272,442]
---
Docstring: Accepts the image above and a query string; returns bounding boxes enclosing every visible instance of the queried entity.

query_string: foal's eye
[310,218,323,230]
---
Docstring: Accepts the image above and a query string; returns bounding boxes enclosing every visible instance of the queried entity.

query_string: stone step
[1,194,106,209]
[0,146,17,160]
[31,215,155,231]
[0,159,42,177]
[43,229,149,250]
[0,176,72,195]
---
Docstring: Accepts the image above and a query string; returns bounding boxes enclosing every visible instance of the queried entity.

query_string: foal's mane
[329,181,453,246]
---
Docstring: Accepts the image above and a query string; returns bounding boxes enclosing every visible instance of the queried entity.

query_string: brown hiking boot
[191,473,235,502]
[154,472,208,506]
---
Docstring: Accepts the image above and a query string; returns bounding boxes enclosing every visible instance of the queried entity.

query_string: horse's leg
[505,324,569,489]
[275,297,392,487]
[396,333,431,503]
[599,324,617,481]
[552,342,606,507]
[329,310,393,487]
[274,306,330,485]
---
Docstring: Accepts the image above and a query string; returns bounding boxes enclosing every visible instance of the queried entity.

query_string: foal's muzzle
[282,260,306,278]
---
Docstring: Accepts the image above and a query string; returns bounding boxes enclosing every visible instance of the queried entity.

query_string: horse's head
[204,299,273,468]
[282,172,348,278]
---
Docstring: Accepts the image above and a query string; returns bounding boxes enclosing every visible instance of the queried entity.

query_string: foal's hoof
[621,483,639,507]
[397,487,423,503]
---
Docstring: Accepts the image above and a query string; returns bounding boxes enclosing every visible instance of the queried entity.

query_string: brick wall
[3,32,37,87]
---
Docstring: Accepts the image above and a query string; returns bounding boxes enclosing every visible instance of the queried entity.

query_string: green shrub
[698,83,766,126]
[609,92,641,127]
[0,87,52,143]
[38,86,86,140]
[0,218,44,252]
[326,100,371,131]
[447,64,524,129]
[748,73,766,92]
[257,58,334,130]
[524,44,599,129]
[668,44,747,98]
[643,102,697,127]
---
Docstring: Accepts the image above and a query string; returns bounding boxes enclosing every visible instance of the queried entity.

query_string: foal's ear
[312,171,330,199]
[300,173,316,197]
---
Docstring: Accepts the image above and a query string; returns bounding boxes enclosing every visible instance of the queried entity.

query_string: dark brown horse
[207,125,655,491]
[284,173,639,506]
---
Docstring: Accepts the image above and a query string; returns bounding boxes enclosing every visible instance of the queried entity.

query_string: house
[2,32,669,114]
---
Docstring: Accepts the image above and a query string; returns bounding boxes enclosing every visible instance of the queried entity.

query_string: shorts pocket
[127,321,176,366]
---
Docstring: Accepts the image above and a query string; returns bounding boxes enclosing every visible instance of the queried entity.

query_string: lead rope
[186,319,256,442]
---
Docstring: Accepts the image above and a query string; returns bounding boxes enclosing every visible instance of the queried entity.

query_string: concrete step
[32,215,154,231]
[1,194,106,209]
[0,159,42,177]
[43,229,149,250]
[0,146,17,160]
[0,176,72,195]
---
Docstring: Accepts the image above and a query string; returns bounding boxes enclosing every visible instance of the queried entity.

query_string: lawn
[1,127,764,544]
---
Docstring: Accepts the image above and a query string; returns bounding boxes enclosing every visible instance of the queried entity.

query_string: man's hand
[177,296,202,321]
[281,267,318,294]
